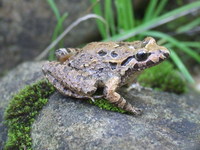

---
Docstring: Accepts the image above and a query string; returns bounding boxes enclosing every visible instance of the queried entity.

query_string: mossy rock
[3,61,188,149]
[4,80,55,150]
[3,80,128,150]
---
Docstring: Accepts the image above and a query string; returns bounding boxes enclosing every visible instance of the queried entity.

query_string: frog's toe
[90,97,95,102]
[92,95,104,99]
[130,108,143,115]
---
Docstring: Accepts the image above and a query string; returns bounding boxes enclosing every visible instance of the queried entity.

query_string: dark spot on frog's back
[68,62,71,67]
[98,50,107,56]
[98,68,103,72]
[121,56,134,66]
[109,62,117,70]
[111,51,118,58]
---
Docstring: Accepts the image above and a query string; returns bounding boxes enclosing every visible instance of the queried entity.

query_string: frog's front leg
[55,48,80,63]
[104,77,142,115]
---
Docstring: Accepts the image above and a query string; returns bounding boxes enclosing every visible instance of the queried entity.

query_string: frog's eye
[135,51,148,61]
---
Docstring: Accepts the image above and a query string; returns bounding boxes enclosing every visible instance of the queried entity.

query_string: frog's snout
[163,52,170,58]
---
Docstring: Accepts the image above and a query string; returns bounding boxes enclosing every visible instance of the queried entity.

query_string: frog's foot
[87,97,94,102]
[93,95,104,99]
[88,95,104,102]
[55,48,80,63]
[106,92,142,115]
[104,77,142,115]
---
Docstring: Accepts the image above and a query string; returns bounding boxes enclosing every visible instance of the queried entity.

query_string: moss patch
[137,61,187,94]
[4,80,55,150]
[87,98,127,114]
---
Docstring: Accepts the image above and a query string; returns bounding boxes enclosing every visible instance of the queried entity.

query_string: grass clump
[4,80,55,150]
[137,61,187,94]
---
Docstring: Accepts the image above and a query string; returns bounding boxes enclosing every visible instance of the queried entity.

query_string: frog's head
[129,37,170,71]
[120,37,170,80]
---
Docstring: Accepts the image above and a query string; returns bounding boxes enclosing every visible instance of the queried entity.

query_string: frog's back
[68,41,140,74]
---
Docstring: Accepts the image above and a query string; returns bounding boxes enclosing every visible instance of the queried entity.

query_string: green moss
[87,98,127,114]
[137,61,187,94]
[4,80,55,150]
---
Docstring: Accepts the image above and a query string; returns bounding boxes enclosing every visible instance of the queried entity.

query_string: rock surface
[32,89,200,150]
[0,61,200,150]
[0,0,99,75]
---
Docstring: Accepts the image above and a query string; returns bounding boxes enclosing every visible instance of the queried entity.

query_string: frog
[42,37,170,115]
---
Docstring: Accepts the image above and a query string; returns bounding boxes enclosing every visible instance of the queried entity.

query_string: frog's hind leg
[45,73,88,99]
[55,48,80,63]
[104,77,142,115]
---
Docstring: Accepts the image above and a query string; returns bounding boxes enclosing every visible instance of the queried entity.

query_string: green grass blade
[104,0,116,35]
[143,0,158,22]
[170,50,195,83]
[141,31,200,63]
[183,41,200,50]
[104,1,200,41]
[176,17,200,33]
[35,14,107,61]
[90,0,107,39]
[124,0,135,29]
[49,13,68,60]
[115,0,135,30]
[163,43,195,83]
[152,0,168,18]
[46,0,60,20]
[115,0,125,31]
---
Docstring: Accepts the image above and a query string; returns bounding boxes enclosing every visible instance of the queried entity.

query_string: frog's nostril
[164,52,169,58]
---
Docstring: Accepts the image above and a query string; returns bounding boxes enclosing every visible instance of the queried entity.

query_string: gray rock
[0,61,44,149]
[0,0,99,75]
[0,61,200,150]
[32,77,200,148]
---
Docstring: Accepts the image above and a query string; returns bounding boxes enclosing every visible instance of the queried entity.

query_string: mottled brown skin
[42,37,170,115]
